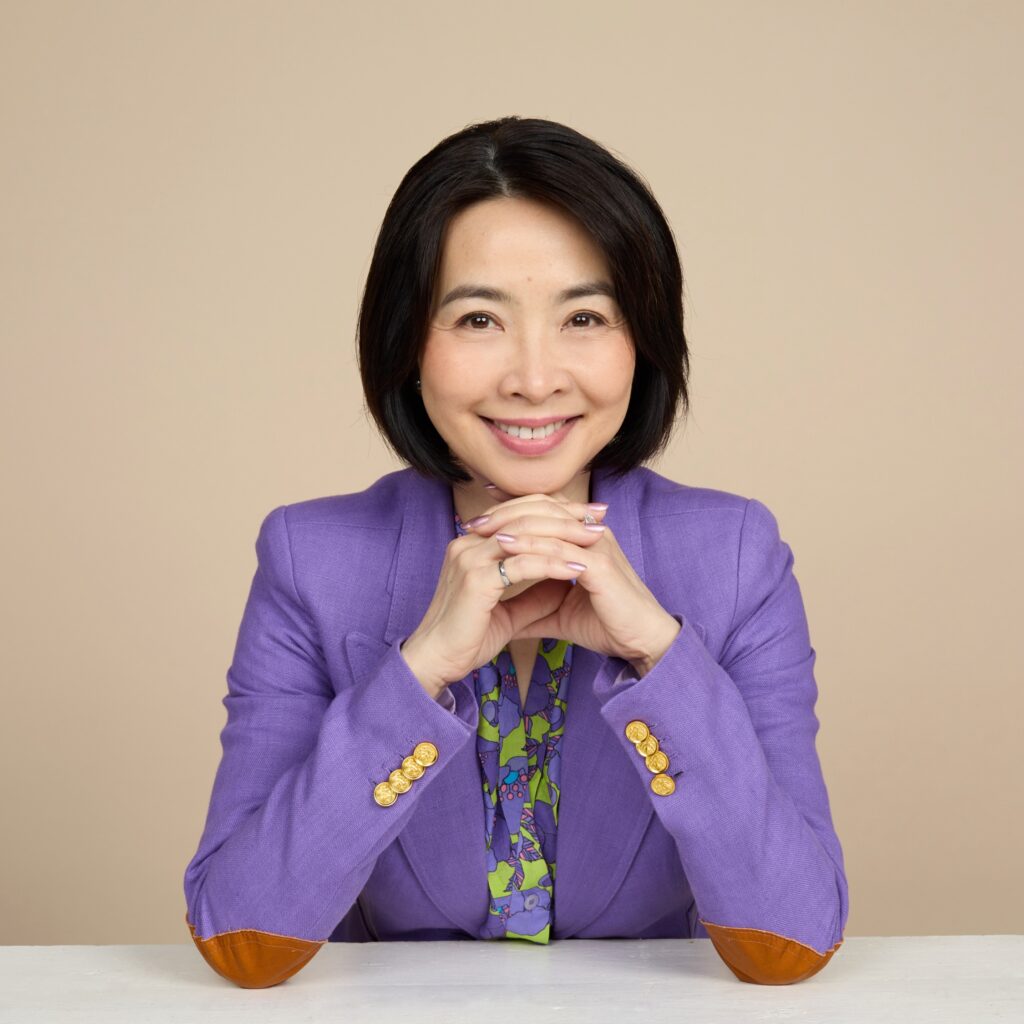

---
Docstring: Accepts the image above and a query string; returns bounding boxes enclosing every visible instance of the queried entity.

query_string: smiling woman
[183,116,848,988]
[417,194,636,508]
[357,116,689,506]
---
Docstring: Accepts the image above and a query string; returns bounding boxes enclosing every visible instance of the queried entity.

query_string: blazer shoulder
[273,468,411,529]
[250,470,416,620]
[634,469,792,568]
[633,465,752,520]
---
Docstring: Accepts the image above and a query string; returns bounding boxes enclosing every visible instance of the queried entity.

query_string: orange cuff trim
[700,918,843,985]
[185,912,326,988]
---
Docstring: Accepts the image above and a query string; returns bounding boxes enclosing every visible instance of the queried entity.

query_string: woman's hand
[466,491,682,676]
[398,488,612,698]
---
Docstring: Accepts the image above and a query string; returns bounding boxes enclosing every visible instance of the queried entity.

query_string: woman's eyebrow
[436,280,618,309]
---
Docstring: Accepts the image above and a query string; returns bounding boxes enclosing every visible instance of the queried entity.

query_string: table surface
[1,936,1022,1023]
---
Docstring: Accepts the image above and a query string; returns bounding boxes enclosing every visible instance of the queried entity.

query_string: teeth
[495,418,567,439]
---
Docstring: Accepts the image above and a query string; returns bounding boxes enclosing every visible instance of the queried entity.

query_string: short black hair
[357,115,690,485]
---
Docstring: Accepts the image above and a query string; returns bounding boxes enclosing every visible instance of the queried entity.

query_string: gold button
[650,773,676,796]
[645,750,669,773]
[413,741,438,767]
[373,781,397,806]
[400,756,425,780]
[624,720,650,744]
[636,734,659,757]
[388,769,412,793]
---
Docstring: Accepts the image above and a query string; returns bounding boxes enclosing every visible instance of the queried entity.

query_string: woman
[183,116,849,988]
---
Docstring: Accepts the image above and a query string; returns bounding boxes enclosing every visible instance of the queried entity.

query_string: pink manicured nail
[565,561,587,572]
[496,532,516,543]
[466,514,491,527]
[584,523,606,532]
[586,502,609,509]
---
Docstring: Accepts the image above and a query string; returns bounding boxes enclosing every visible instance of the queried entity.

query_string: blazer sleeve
[592,497,849,985]
[183,504,477,988]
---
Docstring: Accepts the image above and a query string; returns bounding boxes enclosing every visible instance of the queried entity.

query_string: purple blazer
[183,463,849,987]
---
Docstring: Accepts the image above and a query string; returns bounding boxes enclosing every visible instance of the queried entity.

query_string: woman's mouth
[480,415,582,456]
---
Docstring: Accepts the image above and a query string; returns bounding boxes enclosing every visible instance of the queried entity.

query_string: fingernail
[466,514,491,528]
[566,561,588,572]
[584,523,606,532]
[586,502,609,510]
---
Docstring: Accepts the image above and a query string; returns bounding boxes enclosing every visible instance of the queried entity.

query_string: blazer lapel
[365,464,655,939]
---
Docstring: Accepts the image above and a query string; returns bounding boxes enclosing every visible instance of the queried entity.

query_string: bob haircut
[357,115,690,485]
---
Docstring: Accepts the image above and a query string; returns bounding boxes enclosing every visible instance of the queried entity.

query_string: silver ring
[497,559,512,587]
[583,511,597,524]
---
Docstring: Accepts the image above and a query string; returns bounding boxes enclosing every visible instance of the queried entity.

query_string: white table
[1,936,1021,1022]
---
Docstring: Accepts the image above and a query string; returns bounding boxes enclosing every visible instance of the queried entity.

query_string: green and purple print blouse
[454,511,572,943]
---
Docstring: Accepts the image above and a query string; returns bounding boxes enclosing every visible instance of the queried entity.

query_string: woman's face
[419,196,636,498]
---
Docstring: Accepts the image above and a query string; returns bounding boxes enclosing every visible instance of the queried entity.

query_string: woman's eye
[568,312,607,329]
[457,313,497,329]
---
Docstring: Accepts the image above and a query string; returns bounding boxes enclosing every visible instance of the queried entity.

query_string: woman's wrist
[629,613,682,678]
[399,636,446,700]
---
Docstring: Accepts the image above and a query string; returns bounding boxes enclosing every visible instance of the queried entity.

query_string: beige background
[1,1,1020,945]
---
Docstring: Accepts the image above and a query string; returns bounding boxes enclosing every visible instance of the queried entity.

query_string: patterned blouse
[435,510,574,943]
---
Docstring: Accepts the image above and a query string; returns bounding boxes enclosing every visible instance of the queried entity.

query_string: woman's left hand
[468,485,681,675]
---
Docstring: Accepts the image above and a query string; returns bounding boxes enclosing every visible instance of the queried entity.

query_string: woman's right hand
[399,490,608,699]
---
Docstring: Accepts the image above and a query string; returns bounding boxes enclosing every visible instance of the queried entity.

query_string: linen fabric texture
[182,464,849,987]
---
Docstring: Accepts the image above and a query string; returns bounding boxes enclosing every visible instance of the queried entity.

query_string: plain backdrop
[1,0,1021,944]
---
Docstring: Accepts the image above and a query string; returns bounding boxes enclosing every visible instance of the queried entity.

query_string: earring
[416,378,422,391]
